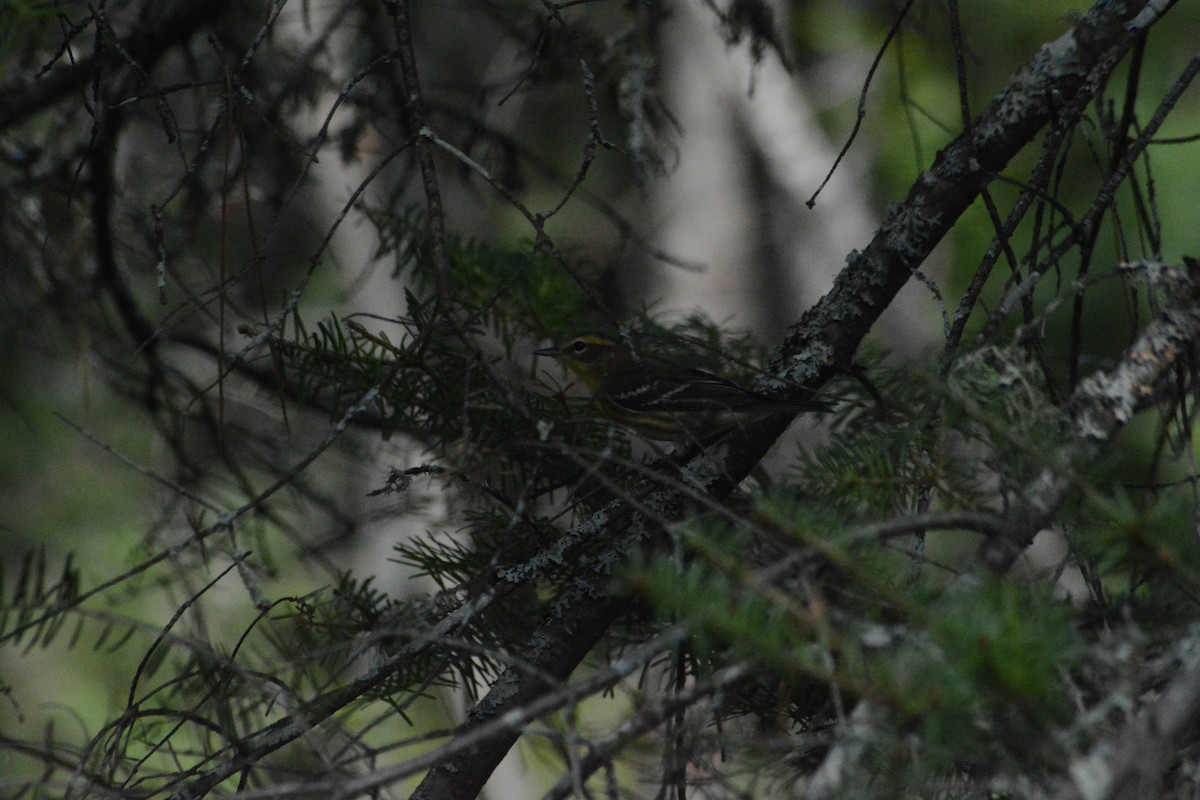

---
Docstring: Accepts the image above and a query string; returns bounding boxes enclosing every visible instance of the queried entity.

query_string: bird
[535,333,830,443]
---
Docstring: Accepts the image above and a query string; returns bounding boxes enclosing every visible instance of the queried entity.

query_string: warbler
[535,333,830,442]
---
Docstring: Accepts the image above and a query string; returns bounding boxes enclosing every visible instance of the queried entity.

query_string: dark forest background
[3,1,1200,798]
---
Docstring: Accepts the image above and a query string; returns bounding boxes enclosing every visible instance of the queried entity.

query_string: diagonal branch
[981,259,1200,571]
[769,0,1174,394]
[408,2,1168,799]
[0,0,231,129]
[1051,631,1200,800]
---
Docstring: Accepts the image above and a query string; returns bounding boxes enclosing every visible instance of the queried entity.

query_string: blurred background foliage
[1,0,1199,797]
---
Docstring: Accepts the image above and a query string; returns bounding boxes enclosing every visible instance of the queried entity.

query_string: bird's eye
[570,340,588,354]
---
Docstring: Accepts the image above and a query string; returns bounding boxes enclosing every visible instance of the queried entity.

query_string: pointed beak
[534,346,562,358]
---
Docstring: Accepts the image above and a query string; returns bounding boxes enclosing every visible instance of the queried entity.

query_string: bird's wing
[605,364,759,413]
[606,362,833,415]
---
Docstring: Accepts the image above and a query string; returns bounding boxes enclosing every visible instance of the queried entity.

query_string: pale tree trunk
[650,1,934,352]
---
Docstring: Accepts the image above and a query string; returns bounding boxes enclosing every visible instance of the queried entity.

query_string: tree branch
[407,2,1166,798]
[0,0,231,129]
[981,259,1200,571]
[1052,635,1200,800]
